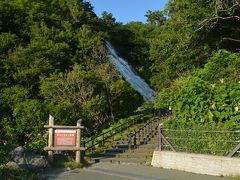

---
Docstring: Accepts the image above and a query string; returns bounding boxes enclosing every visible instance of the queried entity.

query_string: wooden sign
[44,115,84,164]
[54,130,76,146]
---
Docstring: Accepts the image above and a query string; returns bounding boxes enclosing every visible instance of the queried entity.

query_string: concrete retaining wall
[151,151,240,176]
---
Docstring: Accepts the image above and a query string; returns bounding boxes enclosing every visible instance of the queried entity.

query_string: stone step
[116,137,157,144]
[95,157,148,165]
[116,153,152,159]
[105,148,128,153]
[136,145,157,149]
[114,144,129,149]
[125,149,154,154]
[113,140,157,150]
[93,153,152,160]
[121,130,158,139]
[115,142,148,147]
[91,152,119,158]
[126,149,155,154]
[117,135,157,142]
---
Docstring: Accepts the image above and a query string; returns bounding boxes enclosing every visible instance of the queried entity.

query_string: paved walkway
[49,163,235,180]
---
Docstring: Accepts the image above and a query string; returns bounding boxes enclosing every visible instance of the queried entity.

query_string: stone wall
[151,151,240,176]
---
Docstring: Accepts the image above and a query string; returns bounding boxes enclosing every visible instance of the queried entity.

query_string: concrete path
[51,163,235,180]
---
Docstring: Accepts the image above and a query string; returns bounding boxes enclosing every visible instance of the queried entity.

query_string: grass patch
[64,161,83,169]
[52,156,83,169]
[229,176,240,180]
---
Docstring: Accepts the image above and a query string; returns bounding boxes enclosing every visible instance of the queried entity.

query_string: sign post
[76,120,81,164]
[44,115,84,164]
[48,115,54,161]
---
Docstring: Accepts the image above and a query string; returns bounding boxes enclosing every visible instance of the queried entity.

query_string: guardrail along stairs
[89,118,160,165]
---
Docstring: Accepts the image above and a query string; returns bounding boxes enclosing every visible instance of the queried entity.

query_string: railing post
[91,140,93,154]
[138,131,141,145]
[146,122,149,136]
[48,114,54,162]
[82,140,86,158]
[112,131,114,142]
[101,134,105,146]
[143,126,146,144]
[227,143,240,157]
[134,131,137,148]
[76,119,82,164]
[158,123,163,151]
[128,134,132,149]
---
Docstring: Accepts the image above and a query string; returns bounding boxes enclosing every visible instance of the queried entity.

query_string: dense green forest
[0,0,239,162]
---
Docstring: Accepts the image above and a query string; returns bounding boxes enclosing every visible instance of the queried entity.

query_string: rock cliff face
[9,146,50,171]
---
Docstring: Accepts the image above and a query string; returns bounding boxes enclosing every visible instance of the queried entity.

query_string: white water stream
[106,41,155,100]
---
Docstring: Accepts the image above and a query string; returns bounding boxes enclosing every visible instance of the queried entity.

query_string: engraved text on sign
[54,130,76,146]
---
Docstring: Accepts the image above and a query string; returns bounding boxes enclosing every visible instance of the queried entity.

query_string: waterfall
[105,41,155,100]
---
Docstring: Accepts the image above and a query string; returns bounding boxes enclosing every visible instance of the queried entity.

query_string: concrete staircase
[90,119,159,165]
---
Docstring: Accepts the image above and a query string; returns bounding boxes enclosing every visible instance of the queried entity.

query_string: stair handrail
[127,118,159,149]
[83,114,147,152]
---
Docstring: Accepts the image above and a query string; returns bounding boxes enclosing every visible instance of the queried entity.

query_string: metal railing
[82,109,171,155]
[158,124,240,157]
[127,118,159,149]
[83,114,149,154]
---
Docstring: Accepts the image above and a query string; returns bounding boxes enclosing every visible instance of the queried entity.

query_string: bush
[155,50,240,130]
[0,165,37,180]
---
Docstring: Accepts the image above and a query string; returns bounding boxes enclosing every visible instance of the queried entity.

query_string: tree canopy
[0,0,239,161]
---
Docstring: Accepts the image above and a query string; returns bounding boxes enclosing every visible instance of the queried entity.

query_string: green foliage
[0,144,12,164]
[25,134,47,155]
[64,161,83,169]
[0,0,239,160]
[153,76,189,110]
[162,128,240,156]
[157,50,240,153]
[40,63,142,133]
[145,10,166,26]
[0,33,19,55]
[40,65,106,128]
[100,11,118,31]
[0,0,143,158]
[0,165,37,180]
[149,0,240,89]
[155,50,240,130]
[52,156,83,169]
[196,50,240,83]
[0,0,27,39]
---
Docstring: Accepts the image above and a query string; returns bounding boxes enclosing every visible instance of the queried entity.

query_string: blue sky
[87,0,169,24]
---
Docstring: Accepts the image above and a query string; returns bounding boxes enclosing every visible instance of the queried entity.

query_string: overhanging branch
[223,37,240,42]
[196,15,240,32]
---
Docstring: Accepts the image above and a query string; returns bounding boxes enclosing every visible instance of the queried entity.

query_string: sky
[87,0,169,24]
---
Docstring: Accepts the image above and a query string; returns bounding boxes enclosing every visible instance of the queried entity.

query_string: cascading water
[105,41,155,100]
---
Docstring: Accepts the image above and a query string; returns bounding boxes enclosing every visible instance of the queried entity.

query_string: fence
[158,124,240,157]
